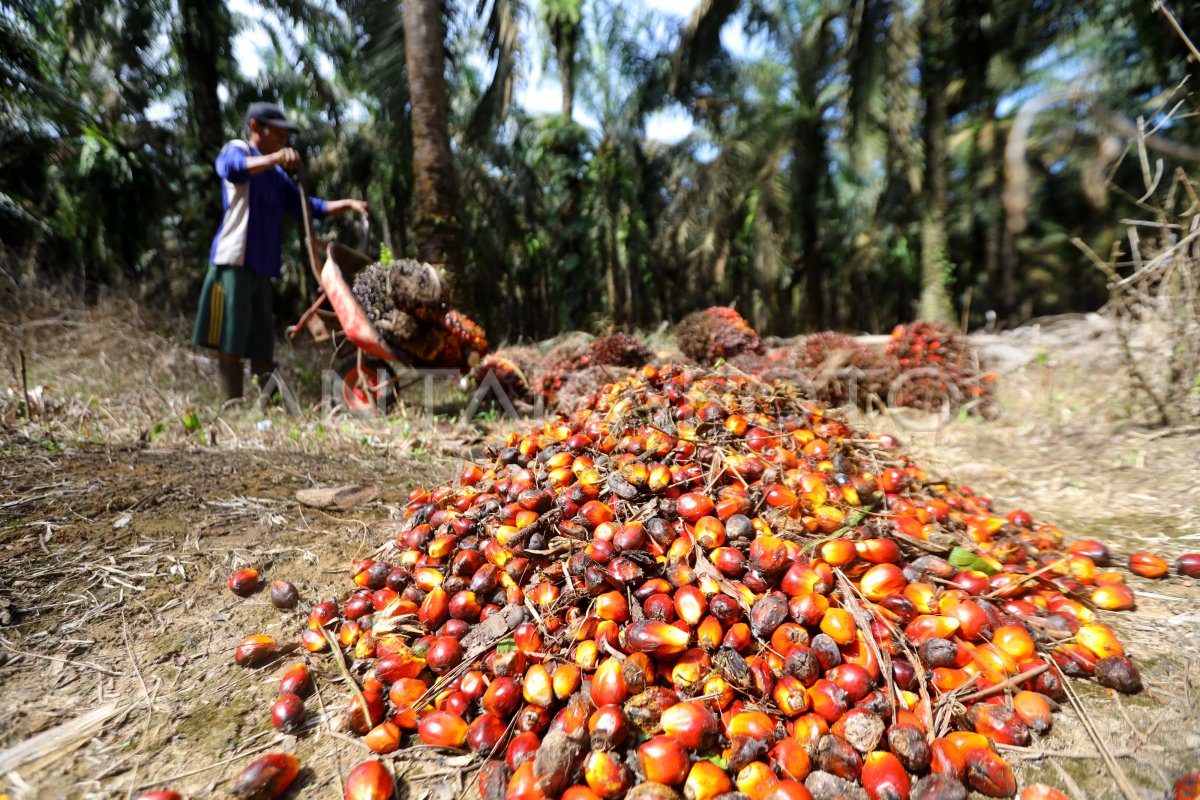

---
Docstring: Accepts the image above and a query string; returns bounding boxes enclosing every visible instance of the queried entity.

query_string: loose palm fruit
[136,793,182,800]
[1019,786,1069,800]
[887,723,930,773]
[1176,554,1200,578]
[765,779,814,800]
[584,751,633,799]
[234,635,275,667]
[964,748,1016,798]
[769,738,812,782]
[967,705,1030,747]
[344,759,395,800]
[661,701,718,750]
[1095,655,1142,694]
[1129,552,1169,578]
[279,663,311,696]
[270,580,299,609]
[1012,691,1054,734]
[229,569,260,597]
[364,721,403,754]
[624,621,690,657]
[1091,584,1135,611]
[468,713,510,753]
[271,693,305,733]
[418,710,469,747]
[589,704,629,751]
[861,751,911,800]
[1076,623,1124,659]
[816,734,862,781]
[684,761,733,800]
[1175,770,1200,800]
[231,753,300,800]
[638,735,690,785]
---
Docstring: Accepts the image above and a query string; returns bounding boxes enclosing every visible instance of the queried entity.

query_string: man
[192,101,369,401]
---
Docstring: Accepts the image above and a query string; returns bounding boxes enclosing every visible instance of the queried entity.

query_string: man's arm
[216,143,299,183]
[324,199,370,216]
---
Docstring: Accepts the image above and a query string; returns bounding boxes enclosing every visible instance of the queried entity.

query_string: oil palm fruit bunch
[239,366,1154,800]
[675,307,763,364]
[352,259,449,353]
[885,322,995,413]
[588,331,653,368]
[794,332,891,408]
[417,310,490,372]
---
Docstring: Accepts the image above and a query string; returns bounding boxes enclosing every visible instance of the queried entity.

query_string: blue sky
[227,0,764,144]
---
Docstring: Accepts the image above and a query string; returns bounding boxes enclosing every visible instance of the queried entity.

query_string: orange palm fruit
[228,568,260,597]
[861,751,910,800]
[1076,623,1124,659]
[1128,552,1168,578]
[661,701,719,750]
[991,624,1035,661]
[637,735,690,785]
[964,747,1016,798]
[859,564,907,601]
[418,710,468,748]
[343,760,395,800]
[1019,786,1070,800]
[820,538,858,567]
[591,657,630,707]
[364,721,403,754]
[765,779,814,800]
[623,621,690,657]
[684,761,733,800]
[820,608,857,646]
[584,751,633,799]
[234,634,276,668]
[1012,691,1053,735]
[735,762,780,800]
[769,738,812,782]
[967,705,1030,747]
[230,753,300,800]
[1091,584,1135,611]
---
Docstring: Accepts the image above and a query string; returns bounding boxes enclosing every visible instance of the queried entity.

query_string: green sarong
[191,264,275,362]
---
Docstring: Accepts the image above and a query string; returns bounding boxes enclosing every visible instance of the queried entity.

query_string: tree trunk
[178,0,227,161]
[917,0,956,325]
[793,21,832,331]
[404,0,463,273]
[552,20,577,122]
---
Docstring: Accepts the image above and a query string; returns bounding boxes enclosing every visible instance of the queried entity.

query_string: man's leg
[218,352,244,401]
[247,272,278,401]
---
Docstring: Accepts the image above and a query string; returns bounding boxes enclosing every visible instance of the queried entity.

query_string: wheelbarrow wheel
[336,357,387,413]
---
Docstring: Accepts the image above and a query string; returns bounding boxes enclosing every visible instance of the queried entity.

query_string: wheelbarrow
[285,185,413,412]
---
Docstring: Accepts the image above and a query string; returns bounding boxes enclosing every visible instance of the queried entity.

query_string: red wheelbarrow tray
[288,242,402,366]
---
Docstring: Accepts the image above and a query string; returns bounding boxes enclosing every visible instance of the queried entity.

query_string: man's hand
[347,199,369,216]
[326,199,370,217]
[273,147,302,172]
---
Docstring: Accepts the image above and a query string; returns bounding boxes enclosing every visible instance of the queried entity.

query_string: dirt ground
[1,298,1198,799]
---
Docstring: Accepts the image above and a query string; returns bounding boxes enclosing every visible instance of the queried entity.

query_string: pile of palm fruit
[351,259,488,371]
[209,365,1200,800]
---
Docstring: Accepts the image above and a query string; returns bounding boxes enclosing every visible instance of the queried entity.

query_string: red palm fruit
[344,760,395,800]
[684,761,733,800]
[468,713,509,754]
[418,710,469,748]
[344,593,373,621]
[1019,786,1069,800]
[967,705,1030,747]
[1091,584,1135,611]
[773,676,811,717]
[504,760,545,800]
[388,678,428,728]
[939,595,989,641]
[638,735,690,785]
[887,724,930,773]
[1177,554,1200,578]
[671,648,711,691]
[766,780,813,800]
[950,570,990,596]
[1012,691,1053,734]
[787,595,828,629]
[991,624,1035,661]
[820,539,858,567]
[591,657,629,707]
[860,564,907,601]
[828,663,874,703]
[553,663,582,700]
[279,663,311,696]
[1095,655,1143,694]
[345,691,386,735]
[661,701,718,750]
[697,616,724,650]
[644,593,677,622]
[862,751,911,800]
[771,622,810,657]
[790,713,829,753]
[420,589,450,631]
[229,568,260,597]
[136,793,182,800]
[230,753,300,800]
[234,634,276,668]
[750,535,790,576]
[904,615,959,644]
[819,608,856,646]
[964,748,1016,798]
[584,750,633,799]
[589,704,629,751]
[736,762,780,800]
[623,621,690,657]
[271,693,305,733]
[621,652,655,694]
[1129,552,1169,578]
[595,591,630,623]
[729,710,778,743]
[364,721,403,754]
[1050,644,1096,677]
[714,622,748,653]
[449,590,482,622]
[928,739,963,781]
[769,737,813,781]
[808,679,850,724]
[427,636,463,675]
[1076,623,1124,659]
[562,788,602,800]
[677,493,715,523]
[516,703,553,734]
[523,664,554,707]
[1174,770,1200,800]
[674,586,706,626]
[505,731,541,771]
[816,734,863,781]
[484,676,522,717]
[459,670,488,700]
[856,538,902,564]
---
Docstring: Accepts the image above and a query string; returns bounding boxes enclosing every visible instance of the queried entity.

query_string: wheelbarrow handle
[297,180,324,284]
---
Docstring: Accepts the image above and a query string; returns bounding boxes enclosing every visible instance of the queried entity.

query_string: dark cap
[246,101,299,131]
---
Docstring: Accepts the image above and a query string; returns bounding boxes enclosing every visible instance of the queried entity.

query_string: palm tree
[404,0,464,272]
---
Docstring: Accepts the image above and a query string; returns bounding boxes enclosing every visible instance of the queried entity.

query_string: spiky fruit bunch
[675,307,763,365]
[886,322,995,412]
[418,311,490,372]
[588,331,652,368]
[352,260,449,353]
[795,332,892,407]
[473,346,543,407]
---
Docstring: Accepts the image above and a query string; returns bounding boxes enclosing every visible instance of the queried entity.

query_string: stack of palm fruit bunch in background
[351,257,488,372]
[217,365,1200,800]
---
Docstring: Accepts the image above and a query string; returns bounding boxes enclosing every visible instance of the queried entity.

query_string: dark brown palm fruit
[910,774,968,800]
[674,307,763,365]
[1095,655,1142,694]
[589,331,652,368]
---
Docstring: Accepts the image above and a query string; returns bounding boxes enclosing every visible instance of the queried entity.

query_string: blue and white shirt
[208,139,329,278]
